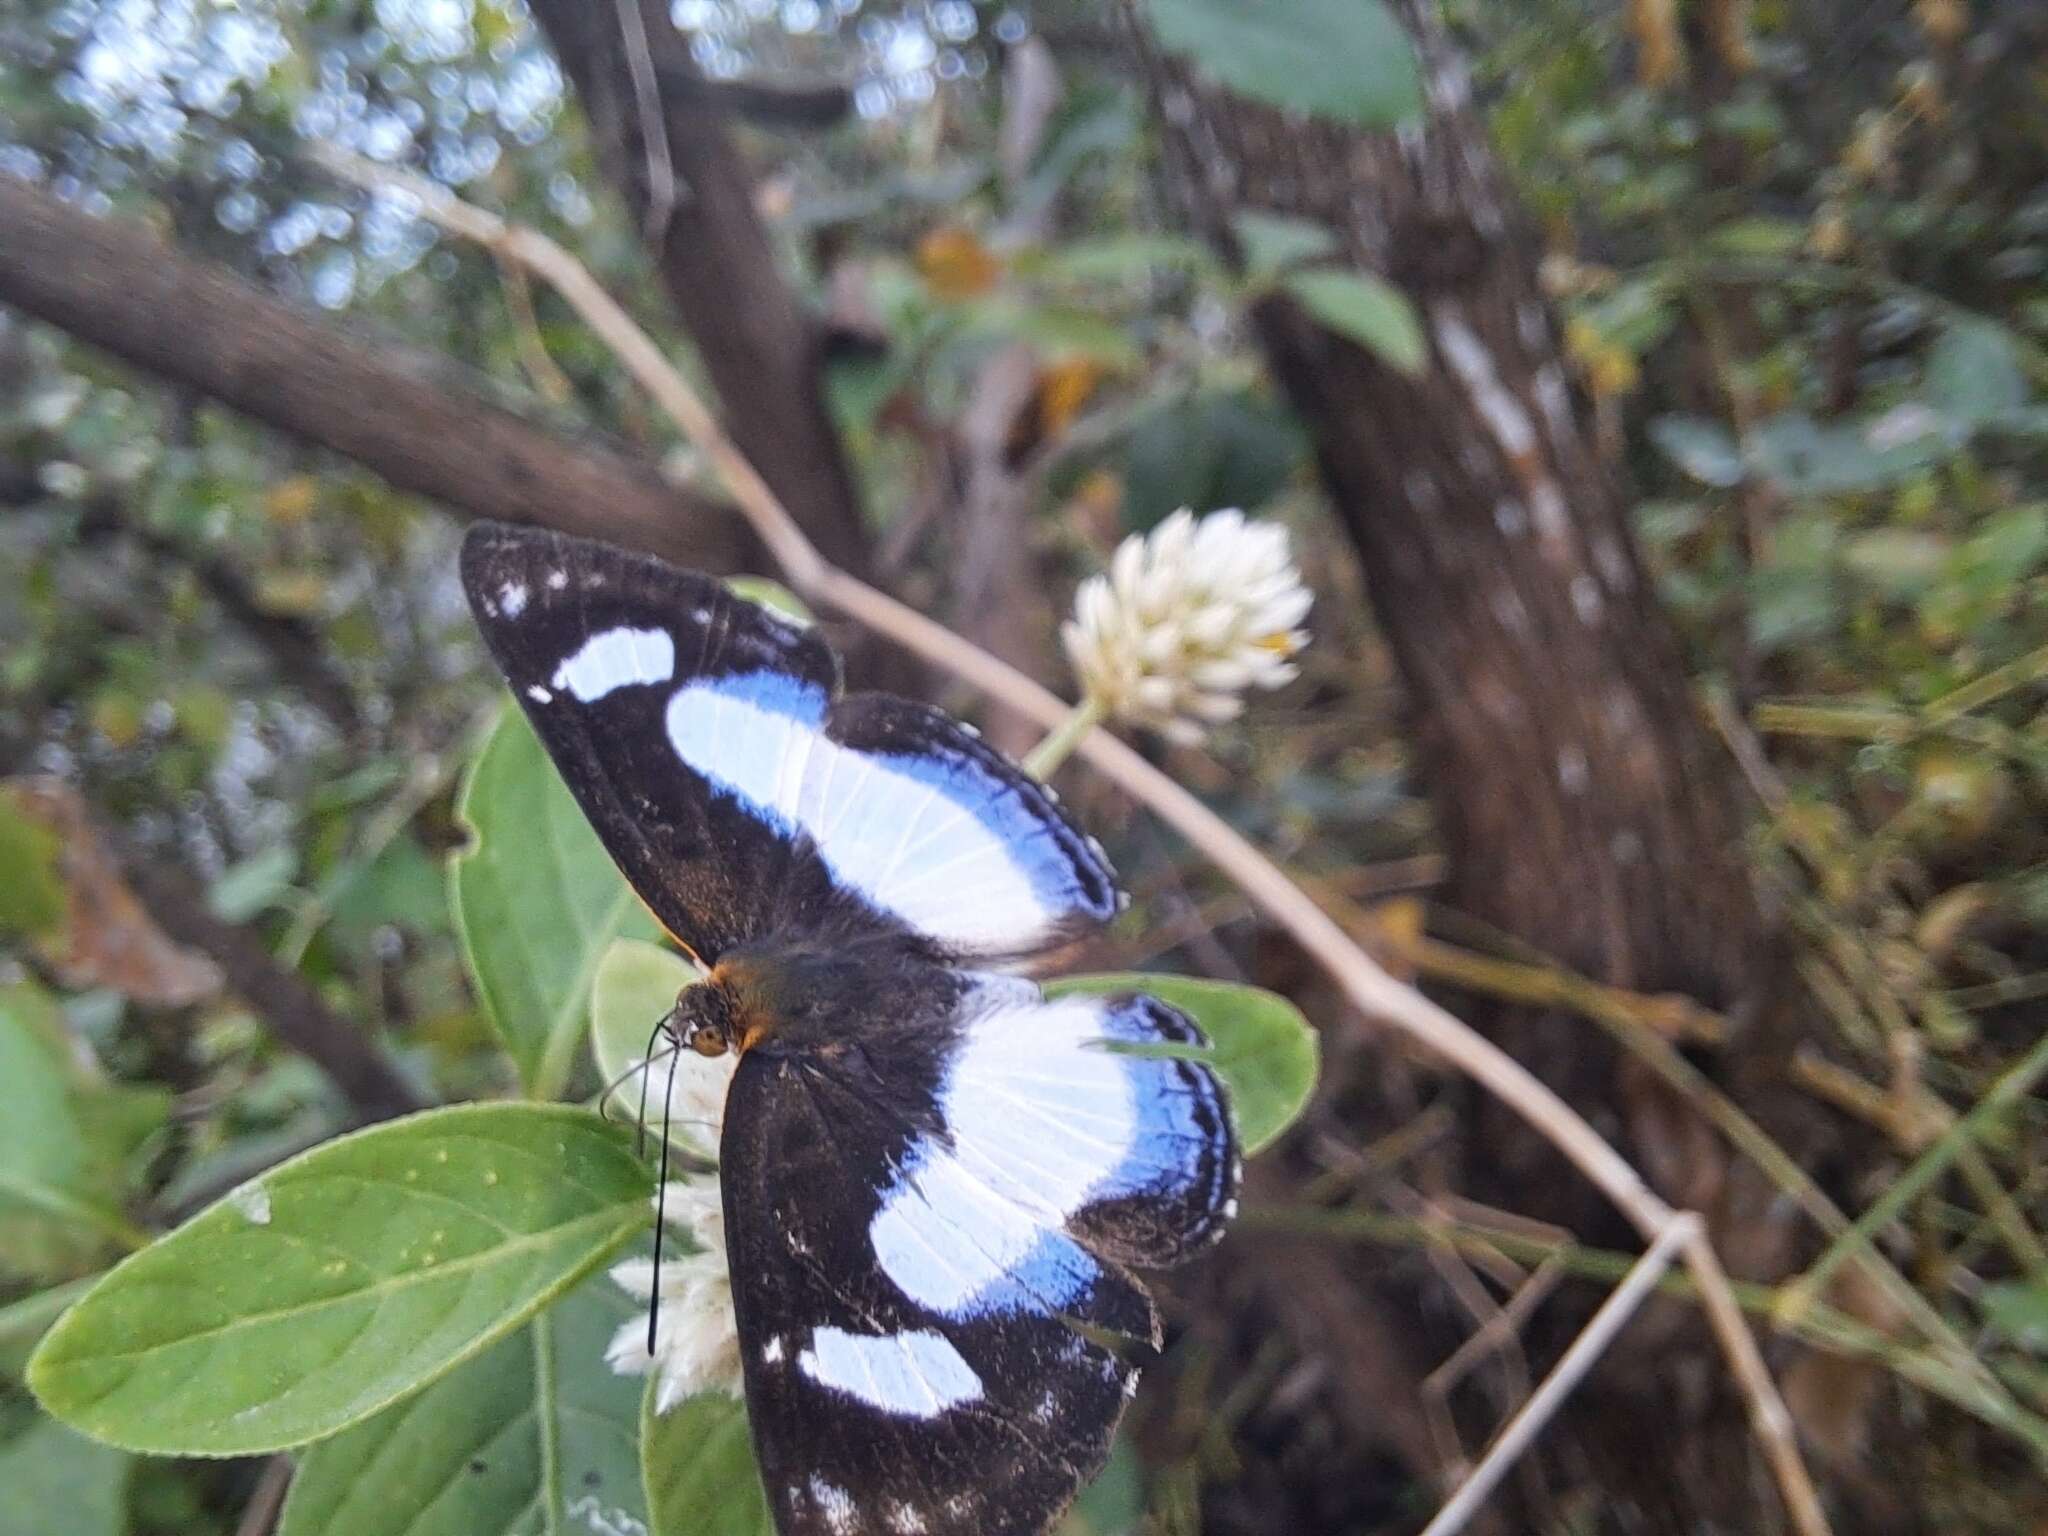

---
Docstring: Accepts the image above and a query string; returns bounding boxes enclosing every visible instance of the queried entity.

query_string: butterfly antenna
[647,1042,682,1356]
[632,1013,670,1158]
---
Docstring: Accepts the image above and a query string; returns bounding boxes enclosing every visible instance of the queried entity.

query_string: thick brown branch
[0,172,759,573]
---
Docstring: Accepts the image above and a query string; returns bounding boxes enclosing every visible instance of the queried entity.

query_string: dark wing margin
[460,521,1123,967]
[460,520,848,964]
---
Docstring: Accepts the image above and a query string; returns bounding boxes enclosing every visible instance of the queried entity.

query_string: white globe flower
[1061,508,1311,745]
[606,1176,744,1408]
[604,1042,742,1410]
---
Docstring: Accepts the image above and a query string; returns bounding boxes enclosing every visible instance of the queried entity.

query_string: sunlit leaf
[1046,974,1318,1154]
[28,1104,651,1455]
[1146,0,1423,128]
[452,706,662,1099]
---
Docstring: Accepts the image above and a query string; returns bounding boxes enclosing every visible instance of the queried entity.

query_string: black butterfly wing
[461,523,1120,966]
[720,970,1239,1536]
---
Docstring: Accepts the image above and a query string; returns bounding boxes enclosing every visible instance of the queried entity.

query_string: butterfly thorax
[671,936,964,1063]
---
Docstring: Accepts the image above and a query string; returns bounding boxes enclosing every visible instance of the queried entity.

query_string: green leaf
[1928,318,2028,426]
[0,794,64,939]
[1119,391,1306,529]
[0,1276,96,1381]
[591,939,700,1087]
[452,705,662,1099]
[0,992,137,1278]
[1648,415,1744,488]
[1035,234,1223,287]
[959,297,1144,366]
[1231,211,1338,284]
[1743,411,1944,496]
[207,843,300,924]
[1146,0,1423,128]
[1056,1435,1143,1536]
[643,1387,772,1536]
[1982,1281,2048,1352]
[589,939,722,1159]
[0,1416,130,1536]
[1281,268,1426,375]
[28,1103,652,1456]
[1045,974,1318,1155]
[1706,216,1807,257]
[725,578,814,626]
[277,1279,647,1536]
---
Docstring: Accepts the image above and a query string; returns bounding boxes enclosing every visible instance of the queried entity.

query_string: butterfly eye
[688,1023,730,1058]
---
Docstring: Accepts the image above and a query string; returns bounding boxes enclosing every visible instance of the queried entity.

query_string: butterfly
[461,522,1240,1536]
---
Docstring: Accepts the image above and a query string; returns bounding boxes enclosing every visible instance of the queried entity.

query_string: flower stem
[1021,695,1106,780]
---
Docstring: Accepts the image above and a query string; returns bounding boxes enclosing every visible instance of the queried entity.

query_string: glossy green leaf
[643,1387,772,1536]
[1146,0,1422,128]
[1046,974,1318,1155]
[28,1104,652,1456]
[277,1280,646,1536]
[1281,268,1426,375]
[0,1416,130,1536]
[452,705,662,1099]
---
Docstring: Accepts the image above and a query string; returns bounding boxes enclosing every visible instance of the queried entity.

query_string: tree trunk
[1124,4,1833,1529]
[527,0,873,581]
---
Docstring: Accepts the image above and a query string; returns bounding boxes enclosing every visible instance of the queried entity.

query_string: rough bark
[0,173,759,573]
[527,0,873,579]
[1124,4,1827,1530]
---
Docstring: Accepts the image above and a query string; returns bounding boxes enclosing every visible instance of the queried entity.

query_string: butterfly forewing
[720,974,1239,1536]
[461,522,1119,966]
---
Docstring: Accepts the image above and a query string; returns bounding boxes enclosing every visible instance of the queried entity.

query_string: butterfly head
[664,983,741,1060]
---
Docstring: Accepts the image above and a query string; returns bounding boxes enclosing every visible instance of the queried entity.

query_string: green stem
[1021,695,1106,781]
[1780,1028,2048,1327]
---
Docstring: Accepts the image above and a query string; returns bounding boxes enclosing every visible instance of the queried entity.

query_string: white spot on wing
[798,1327,982,1417]
[498,581,528,617]
[545,569,568,590]
[762,1337,784,1364]
[551,626,675,702]
[526,684,552,704]
[807,1478,858,1536]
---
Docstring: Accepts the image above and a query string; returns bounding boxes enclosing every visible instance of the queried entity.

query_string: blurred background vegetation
[4,1,2048,1532]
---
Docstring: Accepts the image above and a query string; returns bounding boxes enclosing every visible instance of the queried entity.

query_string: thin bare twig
[1421,1214,1701,1536]
[309,145,1829,1535]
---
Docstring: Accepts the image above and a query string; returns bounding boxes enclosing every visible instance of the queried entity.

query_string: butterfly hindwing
[720,971,1239,1536]
[461,522,1119,965]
